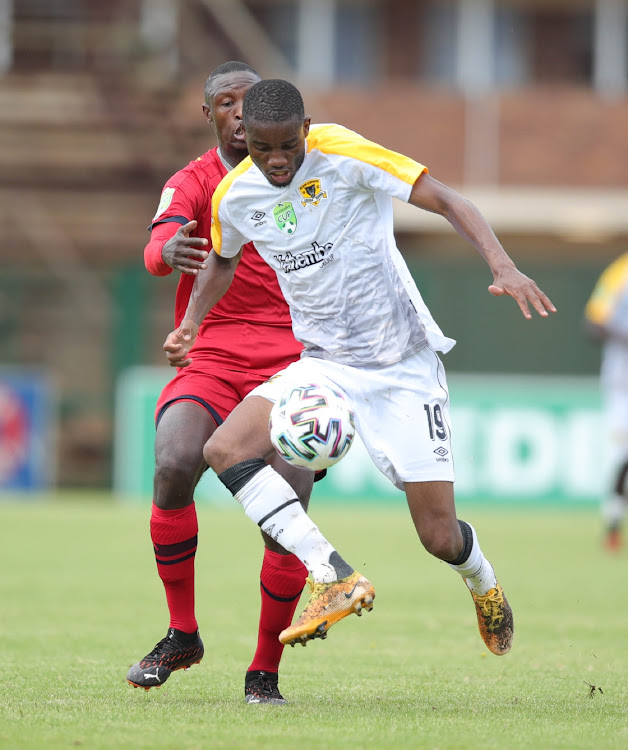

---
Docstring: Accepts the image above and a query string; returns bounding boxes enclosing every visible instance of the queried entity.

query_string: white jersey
[211,123,455,367]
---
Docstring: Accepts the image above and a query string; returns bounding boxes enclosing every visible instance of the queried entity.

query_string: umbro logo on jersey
[274,241,334,273]
[250,210,267,227]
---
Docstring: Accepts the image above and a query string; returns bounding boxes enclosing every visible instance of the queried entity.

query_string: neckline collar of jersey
[217,147,234,173]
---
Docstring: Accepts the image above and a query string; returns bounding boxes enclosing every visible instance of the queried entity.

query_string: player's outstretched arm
[162,248,241,367]
[409,173,557,320]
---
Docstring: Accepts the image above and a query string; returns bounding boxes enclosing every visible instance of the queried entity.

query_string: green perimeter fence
[114,367,606,507]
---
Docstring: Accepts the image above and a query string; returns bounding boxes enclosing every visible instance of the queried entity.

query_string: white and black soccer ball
[269,383,356,471]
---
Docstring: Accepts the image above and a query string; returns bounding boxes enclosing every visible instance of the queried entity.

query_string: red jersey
[145,148,302,372]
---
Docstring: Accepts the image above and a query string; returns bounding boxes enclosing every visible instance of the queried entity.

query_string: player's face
[245,116,311,188]
[203,71,260,168]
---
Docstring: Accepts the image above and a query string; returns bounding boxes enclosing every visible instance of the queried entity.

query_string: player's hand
[488,265,557,319]
[161,220,209,275]
[163,319,199,368]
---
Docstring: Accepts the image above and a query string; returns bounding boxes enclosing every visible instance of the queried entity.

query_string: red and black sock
[150,502,198,634]
[248,548,308,674]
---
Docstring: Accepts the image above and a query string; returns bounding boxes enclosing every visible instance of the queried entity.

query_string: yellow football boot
[467,581,514,655]
[279,571,375,646]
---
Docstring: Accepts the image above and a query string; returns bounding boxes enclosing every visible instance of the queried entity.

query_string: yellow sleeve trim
[210,157,254,255]
[585,253,628,324]
[307,124,427,187]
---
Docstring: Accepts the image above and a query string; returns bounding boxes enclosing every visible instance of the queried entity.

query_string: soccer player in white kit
[585,252,628,550]
[164,80,556,656]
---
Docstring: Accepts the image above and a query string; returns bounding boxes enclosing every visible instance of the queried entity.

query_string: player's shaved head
[243,79,304,125]
[204,61,260,103]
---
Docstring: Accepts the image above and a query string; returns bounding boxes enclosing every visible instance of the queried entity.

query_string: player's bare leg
[405,480,513,655]
[206,396,374,647]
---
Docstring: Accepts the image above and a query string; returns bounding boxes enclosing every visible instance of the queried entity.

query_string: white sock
[447,523,497,596]
[234,465,341,583]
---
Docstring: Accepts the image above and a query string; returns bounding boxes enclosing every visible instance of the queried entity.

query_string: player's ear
[303,117,311,138]
[202,103,213,124]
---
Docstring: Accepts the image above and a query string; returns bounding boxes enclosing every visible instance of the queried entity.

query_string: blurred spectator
[584,252,628,550]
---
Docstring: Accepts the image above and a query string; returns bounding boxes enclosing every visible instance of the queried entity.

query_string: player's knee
[203,432,234,474]
[205,424,273,475]
[419,526,460,561]
[153,453,198,503]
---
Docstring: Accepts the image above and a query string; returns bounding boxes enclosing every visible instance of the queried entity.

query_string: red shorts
[155,321,302,426]
[156,365,286,426]
[155,349,327,483]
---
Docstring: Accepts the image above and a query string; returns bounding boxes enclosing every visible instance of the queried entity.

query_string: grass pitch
[0,494,626,750]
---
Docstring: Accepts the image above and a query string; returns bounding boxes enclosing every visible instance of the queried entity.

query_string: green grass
[0,495,626,750]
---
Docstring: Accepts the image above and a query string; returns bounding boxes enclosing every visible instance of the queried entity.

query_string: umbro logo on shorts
[434,447,449,461]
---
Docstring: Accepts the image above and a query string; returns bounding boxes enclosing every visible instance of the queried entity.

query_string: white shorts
[248,347,455,490]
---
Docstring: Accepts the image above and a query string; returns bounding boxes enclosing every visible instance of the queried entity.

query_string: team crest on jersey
[298,179,327,207]
[273,202,298,235]
[153,187,175,221]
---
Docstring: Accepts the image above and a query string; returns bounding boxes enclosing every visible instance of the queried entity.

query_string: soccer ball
[269,384,356,471]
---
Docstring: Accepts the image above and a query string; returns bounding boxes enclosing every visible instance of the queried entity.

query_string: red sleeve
[144,222,182,276]
[145,171,205,276]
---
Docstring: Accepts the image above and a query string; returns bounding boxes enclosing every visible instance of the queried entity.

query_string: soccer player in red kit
[125,62,312,704]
